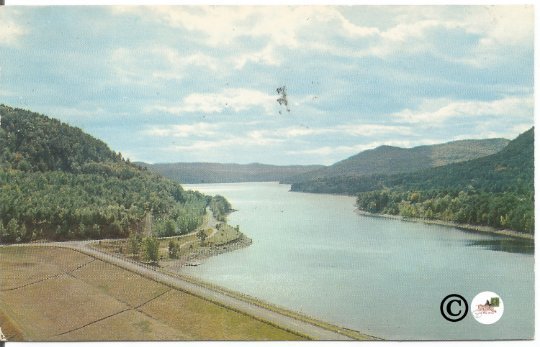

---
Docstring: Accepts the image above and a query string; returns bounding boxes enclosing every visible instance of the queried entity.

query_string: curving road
[4,212,367,340]
[10,239,360,341]
[1,207,371,340]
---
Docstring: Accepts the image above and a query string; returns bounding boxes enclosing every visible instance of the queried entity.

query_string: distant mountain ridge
[291,128,532,196]
[286,138,510,184]
[140,162,325,184]
[143,138,510,186]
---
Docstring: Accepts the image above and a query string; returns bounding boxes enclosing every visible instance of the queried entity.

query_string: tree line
[294,128,534,234]
[0,166,209,242]
[0,105,227,243]
[209,195,232,222]
[356,189,534,234]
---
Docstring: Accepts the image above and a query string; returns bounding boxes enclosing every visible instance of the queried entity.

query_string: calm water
[183,182,534,340]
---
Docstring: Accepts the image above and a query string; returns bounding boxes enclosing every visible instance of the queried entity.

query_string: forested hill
[293,128,534,234]
[292,128,533,196]
[385,127,533,193]
[286,138,509,184]
[141,162,325,184]
[0,105,122,172]
[0,105,210,243]
[142,138,507,185]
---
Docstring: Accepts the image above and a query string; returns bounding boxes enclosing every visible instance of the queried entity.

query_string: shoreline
[4,242,376,340]
[355,209,534,240]
[162,233,252,270]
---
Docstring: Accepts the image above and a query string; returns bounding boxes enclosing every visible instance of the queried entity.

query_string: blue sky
[0,5,534,165]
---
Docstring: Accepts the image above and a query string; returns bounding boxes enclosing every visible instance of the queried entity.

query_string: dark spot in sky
[276,85,290,113]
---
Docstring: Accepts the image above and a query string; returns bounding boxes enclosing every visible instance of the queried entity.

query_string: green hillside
[287,138,509,184]
[338,128,533,234]
[294,128,532,195]
[291,129,533,233]
[0,105,209,243]
[0,105,121,172]
[142,162,325,184]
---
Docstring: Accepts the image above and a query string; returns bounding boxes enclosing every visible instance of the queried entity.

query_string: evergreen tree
[168,240,179,259]
[141,236,159,263]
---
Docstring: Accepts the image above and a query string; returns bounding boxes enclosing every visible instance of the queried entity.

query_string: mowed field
[0,246,303,341]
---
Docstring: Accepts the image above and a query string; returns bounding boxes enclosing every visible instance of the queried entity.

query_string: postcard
[0,3,534,343]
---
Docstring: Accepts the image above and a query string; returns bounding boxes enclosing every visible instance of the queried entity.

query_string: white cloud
[368,19,464,57]
[247,126,328,139]
[286,139,440,160]
[147,88,277,115]
[149,122,416,161]
[346,6,533,59]
[110,6,533,67]
[0,11,27,46]
[166,133,284,153]
[0,87,15,98]
[336,124,414,137]
[110,46,219,84]
[51,106,108,119]
[468,6,533,49]
[453,122,533,142]
[110,6,380,55]
[114,6,324,48]
[246,124,413,139]
[233,44,281,70]
[392,96,534,124]
[144,122,220,138]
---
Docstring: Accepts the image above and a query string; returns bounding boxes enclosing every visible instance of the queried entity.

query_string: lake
[183,182,534,340]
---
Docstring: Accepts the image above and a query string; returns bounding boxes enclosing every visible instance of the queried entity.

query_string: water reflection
[467,237,534,255]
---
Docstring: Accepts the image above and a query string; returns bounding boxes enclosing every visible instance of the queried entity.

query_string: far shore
[355,209,534,240]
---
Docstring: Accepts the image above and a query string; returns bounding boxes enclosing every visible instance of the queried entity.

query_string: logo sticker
[471,291,504,324]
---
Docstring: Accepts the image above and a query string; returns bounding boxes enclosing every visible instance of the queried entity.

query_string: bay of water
[183,182,534,340]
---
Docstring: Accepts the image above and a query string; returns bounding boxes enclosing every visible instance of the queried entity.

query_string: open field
[0,246,303,341]
[0,306,24,340]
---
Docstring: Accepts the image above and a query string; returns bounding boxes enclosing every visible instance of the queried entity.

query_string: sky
[0,5,534,165]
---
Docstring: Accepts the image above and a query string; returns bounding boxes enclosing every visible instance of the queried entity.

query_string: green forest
[356,190,533,233]
[0,104,533,239]
[360,129,534,234]
[286,138,509,184]
[294,128,534,234]
[0,105,214,243]
[209,195,232,222]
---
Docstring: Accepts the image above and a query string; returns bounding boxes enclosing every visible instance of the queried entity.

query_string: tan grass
[0,247,91,290]
[0,246,305,341]
[140,290,303,341]
[71,260,169,307]
[206,224,241,247]
[167,270,378,341]
[0,304,25,341]
[0,274,128,339]
[58,309,189,341]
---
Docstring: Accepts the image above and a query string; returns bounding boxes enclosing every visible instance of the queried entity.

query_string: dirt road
[3,210,368,340]
[18,240,355,341]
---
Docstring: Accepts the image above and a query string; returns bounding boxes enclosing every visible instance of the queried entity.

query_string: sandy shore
[356,210,534,240]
